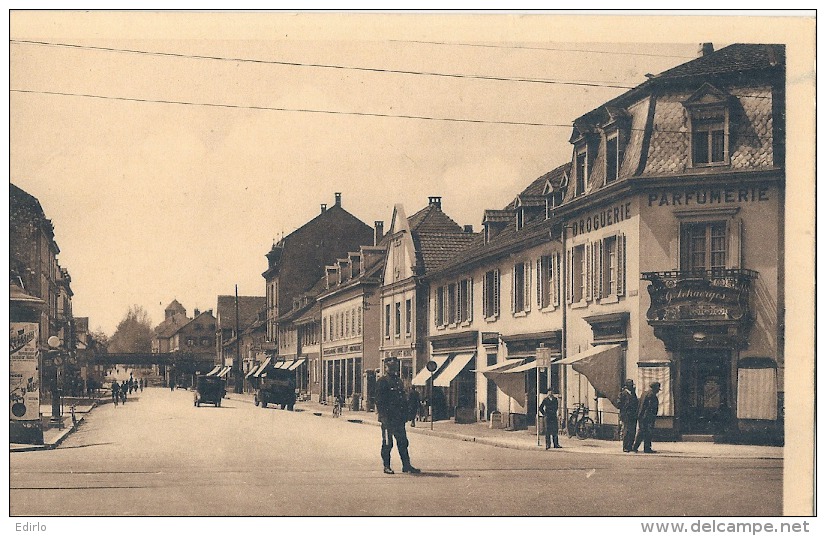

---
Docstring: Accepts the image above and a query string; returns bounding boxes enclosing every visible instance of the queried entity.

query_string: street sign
[536,347,554,368]
[426,360,438,373]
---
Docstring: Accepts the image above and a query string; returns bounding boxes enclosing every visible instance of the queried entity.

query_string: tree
[107,305,153,353]
[90,328,109,354]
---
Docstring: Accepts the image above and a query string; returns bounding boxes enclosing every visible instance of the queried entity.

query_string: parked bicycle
[567,402,596,439]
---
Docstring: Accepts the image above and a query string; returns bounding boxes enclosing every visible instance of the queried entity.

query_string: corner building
[556,44,784,442]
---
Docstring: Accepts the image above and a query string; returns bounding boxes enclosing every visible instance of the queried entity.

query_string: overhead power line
[388,39,698,59]
[9,88,572,128]
[10,39,637,90]
[10,87,776,139]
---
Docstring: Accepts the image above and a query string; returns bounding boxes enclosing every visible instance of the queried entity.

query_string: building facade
[317,245,385,407]
[379,198,475,388]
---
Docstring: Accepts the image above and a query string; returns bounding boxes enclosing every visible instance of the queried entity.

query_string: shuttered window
[483,269,500,319]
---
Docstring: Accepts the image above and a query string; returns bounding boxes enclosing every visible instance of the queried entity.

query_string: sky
[5,11,798,335]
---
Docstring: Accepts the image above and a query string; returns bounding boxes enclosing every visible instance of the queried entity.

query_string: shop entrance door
[680,350,731,434]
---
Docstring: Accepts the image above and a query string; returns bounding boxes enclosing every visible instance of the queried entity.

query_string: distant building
[215,295,266,367]
[262,192,374,345]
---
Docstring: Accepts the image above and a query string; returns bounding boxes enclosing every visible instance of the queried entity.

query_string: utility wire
[10,87,776,139]
[9,88,571,128]
[388,39,698,59]
[10,39,637,90]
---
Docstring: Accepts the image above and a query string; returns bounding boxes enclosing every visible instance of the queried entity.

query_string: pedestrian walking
[617,379,639,453]
[408,388,420,428]
[538,391,561,449]
[633,381,661,453]
[375,357,420,475]
[140,378,144,392]
[111,381,120,406]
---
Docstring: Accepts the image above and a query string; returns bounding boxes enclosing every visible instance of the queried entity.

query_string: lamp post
[47,335,64,427]
[426,360,438,430]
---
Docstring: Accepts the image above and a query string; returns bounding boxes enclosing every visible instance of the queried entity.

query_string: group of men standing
[617,379,661,453]
[537,379,662,452]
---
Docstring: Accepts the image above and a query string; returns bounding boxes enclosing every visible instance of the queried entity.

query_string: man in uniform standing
[375,357,420,475]
[538,391,561,449]
[633,381,661,453]
[617,379,639,453]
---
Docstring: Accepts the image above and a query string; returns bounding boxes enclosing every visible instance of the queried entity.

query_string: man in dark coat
[375,358,420,474]
[617,379,639,452]
[408,388,420,428]
[538,392,561,449]
[633,381,661,453]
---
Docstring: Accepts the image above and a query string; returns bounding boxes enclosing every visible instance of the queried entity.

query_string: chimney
[699,43,714,57]
[374,221,384,245]
[334,192,342,206]
[428,196,442,209]
[464,225,473,233]
[320,203,327,213]
[194,308,200,317]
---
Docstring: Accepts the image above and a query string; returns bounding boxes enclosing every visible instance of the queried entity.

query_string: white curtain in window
[736,367,777,420]
[637,363,674,416]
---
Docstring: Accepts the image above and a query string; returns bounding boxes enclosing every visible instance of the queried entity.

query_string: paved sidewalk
[10,399,102,453]
[228,391,783,460]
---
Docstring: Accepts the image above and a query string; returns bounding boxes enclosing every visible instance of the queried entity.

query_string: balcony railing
[641,268,758,324]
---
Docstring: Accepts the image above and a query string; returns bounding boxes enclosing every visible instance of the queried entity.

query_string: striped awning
[288,358,306,371]
[205,365,222,376]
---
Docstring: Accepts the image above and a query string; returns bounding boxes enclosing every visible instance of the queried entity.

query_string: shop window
[681,221,727,272]
[483,269,500,319]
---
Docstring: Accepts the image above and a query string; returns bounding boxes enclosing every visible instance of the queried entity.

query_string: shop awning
[206,365,221,376]
[433,353,475,387]
[557,344,623,402]
[217,366,231,378]
[288,358,306,371]
[274,359,294,370]
[253,358,272,377]
[411,354,450,386]
[474,359,523,374]
[245,364,260,378]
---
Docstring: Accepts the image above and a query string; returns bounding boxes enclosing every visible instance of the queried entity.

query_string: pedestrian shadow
[56,442,115,450]
[408,471,458,478]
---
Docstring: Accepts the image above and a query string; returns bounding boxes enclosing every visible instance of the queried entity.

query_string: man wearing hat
[538,391,561,449]
[633,381,661,453]
[616,379,639,453]
[375,357,420,474]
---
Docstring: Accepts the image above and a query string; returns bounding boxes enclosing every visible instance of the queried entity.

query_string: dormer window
[516,209,525,231]
[684,83,731,167]
[605,133,620,183]
[575,149,587,196]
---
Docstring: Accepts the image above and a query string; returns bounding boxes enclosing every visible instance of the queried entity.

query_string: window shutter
[455,282,461,324]
[617,233,626,296]
[510,265,516,313]
[566,249,573,304]
[585,242,593,302]
[525,261,532,312]
[536,258,543,308]
[482,274,488,318]
[469,278,474,322]
[494,269,501,317]
[553,252,560,307]
[596,239,603,300]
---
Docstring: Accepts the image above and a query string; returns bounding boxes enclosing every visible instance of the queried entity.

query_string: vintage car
[194,375,224,407]
[254,368,296,410]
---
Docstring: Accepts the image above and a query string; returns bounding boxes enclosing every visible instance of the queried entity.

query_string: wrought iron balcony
[641,268,758,325]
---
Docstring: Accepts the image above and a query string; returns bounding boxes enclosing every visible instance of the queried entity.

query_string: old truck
[254,368,296,410]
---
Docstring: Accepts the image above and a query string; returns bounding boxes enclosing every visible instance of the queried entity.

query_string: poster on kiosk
[10,322,41,423]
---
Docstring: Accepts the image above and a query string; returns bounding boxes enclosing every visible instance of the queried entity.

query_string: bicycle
[567,403,596,440]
